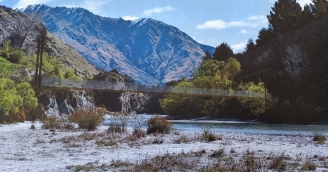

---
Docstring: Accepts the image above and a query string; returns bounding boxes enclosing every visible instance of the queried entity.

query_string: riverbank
[0,121,328,171]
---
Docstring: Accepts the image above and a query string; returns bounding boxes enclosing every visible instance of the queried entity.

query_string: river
[104,114,328,136]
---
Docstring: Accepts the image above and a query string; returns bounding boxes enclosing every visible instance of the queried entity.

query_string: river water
[104,114,328,136]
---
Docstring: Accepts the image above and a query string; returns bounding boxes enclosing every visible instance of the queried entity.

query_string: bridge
[40,76,271,99]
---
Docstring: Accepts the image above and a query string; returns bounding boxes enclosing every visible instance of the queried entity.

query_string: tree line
[161,0,328,123]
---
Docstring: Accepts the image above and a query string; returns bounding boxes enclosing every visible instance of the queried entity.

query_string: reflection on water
[104,114,328,136]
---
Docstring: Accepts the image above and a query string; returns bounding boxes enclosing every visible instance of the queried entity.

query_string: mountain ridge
[24,4,215,84]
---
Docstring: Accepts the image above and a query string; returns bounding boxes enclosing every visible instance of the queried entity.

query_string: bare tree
[283,44,308,84]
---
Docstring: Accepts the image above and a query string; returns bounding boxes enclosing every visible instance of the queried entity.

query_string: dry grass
[268,154,287,171]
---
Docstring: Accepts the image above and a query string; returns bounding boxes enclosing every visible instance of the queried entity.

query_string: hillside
[0,5,99,77]
[23,5,215,84]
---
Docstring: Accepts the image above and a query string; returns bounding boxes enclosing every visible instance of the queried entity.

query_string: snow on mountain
[24,4,215,84]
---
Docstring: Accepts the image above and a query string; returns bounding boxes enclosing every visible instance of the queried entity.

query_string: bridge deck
[40,77,271,99]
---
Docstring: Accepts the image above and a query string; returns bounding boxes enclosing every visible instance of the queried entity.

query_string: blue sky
[0,0,312,53]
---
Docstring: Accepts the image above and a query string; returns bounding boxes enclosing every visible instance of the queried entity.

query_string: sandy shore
[0,121,328,171]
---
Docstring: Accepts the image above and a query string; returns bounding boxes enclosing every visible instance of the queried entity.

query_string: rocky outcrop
[38,90,94,116]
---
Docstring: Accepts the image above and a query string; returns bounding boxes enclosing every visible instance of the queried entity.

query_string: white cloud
[196,15,267,30]
[14,0,54,9]
[240,28,249,34]
[122,16,139,21]
[65,0,108,15]
[231,41,247,53]
[297,0,312,7]
[143,6,175,16]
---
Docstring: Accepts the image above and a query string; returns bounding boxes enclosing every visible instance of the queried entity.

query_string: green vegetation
[0,56,18,77]
[0,78,38,123]
[0,33,81,124]
[160,57,268,119]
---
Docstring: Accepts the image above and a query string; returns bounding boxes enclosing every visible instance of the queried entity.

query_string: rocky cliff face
[23,4,215,84]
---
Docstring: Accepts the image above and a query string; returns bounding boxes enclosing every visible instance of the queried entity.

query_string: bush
[8,50,24,64]
[202,126,220,142]
[70,107,106,131]
[313,133,327,144]
[301,160,316,170]
[147,115,172,134]
[41,116,62,129]
[268,154,286,171]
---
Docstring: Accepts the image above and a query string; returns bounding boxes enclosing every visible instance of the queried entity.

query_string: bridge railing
[41,77,271,98]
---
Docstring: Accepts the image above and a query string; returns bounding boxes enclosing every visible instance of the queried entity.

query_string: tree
[256,27,276,47]
[1,40,12,59]
[267,0,303,35]
[213,42,234,61]
[310,0,328,18]
[283,44,308,97]
[221,58,241,79]
[0,78,37,123]
[203,50,212,60]
[245,39,256,53]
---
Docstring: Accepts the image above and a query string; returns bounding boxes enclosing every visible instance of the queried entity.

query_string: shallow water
[104,114,328,136]
[171,121,328,136]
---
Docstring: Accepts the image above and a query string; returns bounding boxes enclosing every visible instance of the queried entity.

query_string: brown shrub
[147,115,172,134]
[301,160,316,170]
[313,133,327,144]
[41,116,62,129]
[70,107,106,131]
[268,154,286,171]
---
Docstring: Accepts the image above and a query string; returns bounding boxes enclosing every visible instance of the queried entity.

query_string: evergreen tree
[245,39,256,53]
[213,42,234,62]
[310,0,328,18]
[267,0,303,35]
[256,27,276,47]
[203,50,212,60]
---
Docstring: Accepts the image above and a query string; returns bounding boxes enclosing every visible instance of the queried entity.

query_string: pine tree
[267,0,303,35]
[213,42,234,62]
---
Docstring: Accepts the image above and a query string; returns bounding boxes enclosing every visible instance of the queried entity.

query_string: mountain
[23,5,215,84]
[0,5,99,77]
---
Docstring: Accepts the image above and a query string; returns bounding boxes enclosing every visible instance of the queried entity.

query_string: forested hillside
[161,0,328,124]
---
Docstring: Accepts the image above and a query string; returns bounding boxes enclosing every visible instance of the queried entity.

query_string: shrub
[133,129,146,138]
[210,149,224,157]
[301,160,316,170]
[202,126,220,142]
[8,50,24,64]
[41,116,62,129]
[268,154,286,171]
[70,107,106,131]
[147,115,172,134]
[313,133,327,144]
